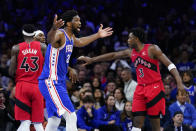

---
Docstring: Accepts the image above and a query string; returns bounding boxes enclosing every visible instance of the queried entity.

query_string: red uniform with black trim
[131,44,165,116]
[15,41,44,122]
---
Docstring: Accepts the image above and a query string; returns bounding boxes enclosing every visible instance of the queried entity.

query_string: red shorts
[15,81,44,122]
[132,80,165,117]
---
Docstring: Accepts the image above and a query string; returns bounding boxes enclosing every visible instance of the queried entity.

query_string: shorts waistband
[138,80,162,86]
[40,79,65,83]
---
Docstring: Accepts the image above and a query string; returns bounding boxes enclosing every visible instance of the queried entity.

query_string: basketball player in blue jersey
[38,10,113,131]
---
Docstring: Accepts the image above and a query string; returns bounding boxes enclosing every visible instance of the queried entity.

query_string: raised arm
[77,49,131,66]
[73,24,113,47]
[9,45,19,77]
[149,44,184,89]
[47,15,64,46]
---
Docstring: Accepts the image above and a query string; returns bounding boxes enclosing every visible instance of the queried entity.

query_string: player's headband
[22,30,35,36]
[34,30,44,37]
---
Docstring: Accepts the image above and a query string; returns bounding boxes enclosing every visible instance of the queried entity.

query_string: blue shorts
[39,79,75,118]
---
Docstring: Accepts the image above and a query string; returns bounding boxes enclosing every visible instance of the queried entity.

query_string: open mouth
[77,25,81,32]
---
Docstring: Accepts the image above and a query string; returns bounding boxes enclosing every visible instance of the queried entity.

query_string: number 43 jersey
[39,29,73,81]
[131,44,162,85]
[15,41,44,83]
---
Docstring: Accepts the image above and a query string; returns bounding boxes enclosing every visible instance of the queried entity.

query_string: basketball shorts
[38,79,75,118]
[132,80,165,117]
[15,81,44,122]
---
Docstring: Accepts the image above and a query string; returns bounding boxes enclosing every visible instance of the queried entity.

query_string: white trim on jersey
[45,79,71,116]
[49,47,59,80]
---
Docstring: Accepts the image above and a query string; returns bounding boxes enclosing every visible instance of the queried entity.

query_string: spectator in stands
[77,96,99,131]
[105,81,116,96]
[120,68,137,102]
[176,49,195,72]
[92,63,107,89]
[91,77,102,91]
[97,94,121,131]
[77,70,88,89]
[0,53,10,89]
[93,88,105,109]
[120,101,133,131]
[169,89,196,129]
[163,111,192,131]
[0,89,17,131]
[114,88,125,111]
[181,70,196,105]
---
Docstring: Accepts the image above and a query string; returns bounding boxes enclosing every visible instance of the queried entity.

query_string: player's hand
[52,14,64,30]
[98,24,113,38]
[77,56,93,66]
[68,68,78,83]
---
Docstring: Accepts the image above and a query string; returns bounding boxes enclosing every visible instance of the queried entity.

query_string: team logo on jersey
[134,57,158,72]
[66,45,73,52]
[142,51,146,56]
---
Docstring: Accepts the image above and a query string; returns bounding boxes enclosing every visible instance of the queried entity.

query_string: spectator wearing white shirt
[114,88,125,111]
[121,68,137,102]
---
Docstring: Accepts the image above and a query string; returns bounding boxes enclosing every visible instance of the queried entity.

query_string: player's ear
[67,22,71,27]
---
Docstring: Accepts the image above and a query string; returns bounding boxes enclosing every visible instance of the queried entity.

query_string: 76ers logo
[66,45,73,52]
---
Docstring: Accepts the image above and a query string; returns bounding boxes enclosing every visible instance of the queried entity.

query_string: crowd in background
[1,0,196,130]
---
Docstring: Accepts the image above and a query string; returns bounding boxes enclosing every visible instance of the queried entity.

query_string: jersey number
[66,54,71,63]
[20,57,39,72]
[139,68,144,78]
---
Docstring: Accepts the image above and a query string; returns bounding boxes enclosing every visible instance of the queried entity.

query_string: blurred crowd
[1,0,196,131]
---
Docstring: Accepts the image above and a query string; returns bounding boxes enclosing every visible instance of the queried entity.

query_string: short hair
[60,10,78,24]
[173,111,183,117]
[22,24,36,34]
[83,95,95,104]
[130,27,146,43]
[176,89,188,96]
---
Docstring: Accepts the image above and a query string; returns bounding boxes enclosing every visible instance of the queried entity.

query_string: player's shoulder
[11,44,20,51]
[148,44,161,51]
[57,29,65,36]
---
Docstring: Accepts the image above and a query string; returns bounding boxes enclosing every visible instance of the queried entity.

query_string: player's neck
[25,38,34,44]
[64,28,74,38]
[135,43,144,52]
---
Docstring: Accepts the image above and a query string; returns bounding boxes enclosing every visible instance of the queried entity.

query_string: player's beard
[130,43,137,49]
[72,25,79,36]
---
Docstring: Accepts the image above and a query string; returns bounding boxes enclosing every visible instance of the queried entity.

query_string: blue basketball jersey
[39,29,73,81]
[185,85,196,105]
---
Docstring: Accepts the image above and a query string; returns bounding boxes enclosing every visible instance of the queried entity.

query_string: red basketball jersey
[131,44,162,85]
[15,41,44,83]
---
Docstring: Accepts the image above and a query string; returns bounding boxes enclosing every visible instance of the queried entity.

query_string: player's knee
[133,117,144,128]
[33,123,44,131]
[70,112,77,122]
[17,120,31,131]
[45,117,61,131]
[63,112,77,131]
[64,112,77,122]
